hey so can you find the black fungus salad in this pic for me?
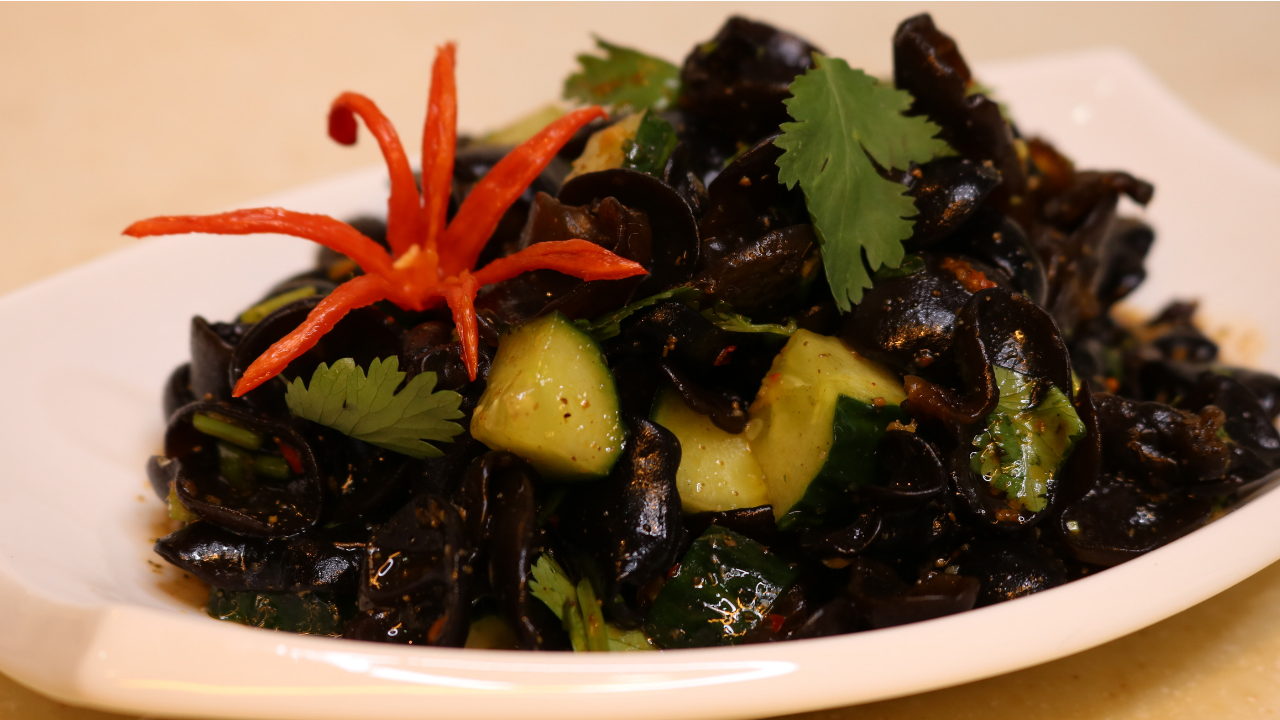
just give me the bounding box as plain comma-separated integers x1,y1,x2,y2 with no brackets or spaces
137,15,1280,650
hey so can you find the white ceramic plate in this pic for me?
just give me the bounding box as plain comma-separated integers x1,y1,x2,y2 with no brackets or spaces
2,49,1279,720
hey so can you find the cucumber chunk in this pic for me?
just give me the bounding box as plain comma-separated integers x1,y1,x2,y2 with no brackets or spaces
644,525,798,649
471,312,626,481
650,388,770,513
748,330,907,529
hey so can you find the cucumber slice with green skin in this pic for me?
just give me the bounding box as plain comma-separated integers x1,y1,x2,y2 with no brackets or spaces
748,330,907,529
471,312,626,481
207,588,349,636
650,388,770,513
644,525,798,649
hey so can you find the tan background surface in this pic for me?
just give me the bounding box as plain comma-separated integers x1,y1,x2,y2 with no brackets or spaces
1,2,1278,718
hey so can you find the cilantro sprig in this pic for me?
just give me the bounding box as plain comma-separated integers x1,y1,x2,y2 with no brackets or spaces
563,37,680,114
284,357,464,459
528,554,653,652
775,54,951,311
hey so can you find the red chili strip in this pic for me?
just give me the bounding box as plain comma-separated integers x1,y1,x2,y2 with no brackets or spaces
279,444,303,475
441,106,606,274
329,92,421,257
232,274,390,397
471,239,647,286
420,43,457,254
442,272,482,381
124,208,396,279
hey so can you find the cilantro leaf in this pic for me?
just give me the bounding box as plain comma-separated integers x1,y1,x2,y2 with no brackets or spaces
284,357,464,459
775,54,951,311
701,302,797,336
564,37,680,113
527,554,655,652
971,367,1087,512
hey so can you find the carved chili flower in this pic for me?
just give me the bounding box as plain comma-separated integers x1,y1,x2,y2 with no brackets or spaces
126,44,645,397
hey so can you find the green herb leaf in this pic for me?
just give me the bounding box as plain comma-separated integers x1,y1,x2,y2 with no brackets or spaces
564,36,680,113
775,54,951,311
284,357,464,459
574,286,703,341
621,111,677,177
701,302,797,336
527,554,655,652
971,367,1087,512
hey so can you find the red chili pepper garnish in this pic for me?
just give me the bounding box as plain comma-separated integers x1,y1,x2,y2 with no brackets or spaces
126,44,646,395
769,613,786,633
713,345,738,367
278,444,303,475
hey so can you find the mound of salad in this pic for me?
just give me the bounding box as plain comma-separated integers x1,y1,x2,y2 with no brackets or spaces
137,14,1280,650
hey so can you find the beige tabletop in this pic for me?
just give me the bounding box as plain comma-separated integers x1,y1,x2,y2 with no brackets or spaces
2,3,1279,719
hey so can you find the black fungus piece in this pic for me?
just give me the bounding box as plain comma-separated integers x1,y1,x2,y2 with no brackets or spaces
1224,368,1280,421
867,496,962,568
865,430,950,507
969,287,1074,396
941,208,1048,307
1184,373,1280,470
559,168,700,295
163,363,194,422
934,289,1096,529
898,291,999,426
903,158,1002,249
146,454,178,501
679,16,821,144
480,455,569,650
846,558,980,628
555,418,684,625
697,137,809,267
682,505,779,548
658,360,748,434
611,301,736,375
1140,300,1219,365
798,512,882,560
841,253,996,381
410,433,489,499
893,14,1026,209
454,451,578,650
229,296,402,417
164,401,323,537
481,192,652,326
400,320,493,415
662,142,710,217
155,522,363,593
693,225,820,314
1059,473,1213,567
1034,173,1155,337
1093,392,1232,490
952,537,1068,606
307,428,414,525
190,316,238,403
1041,171,1154,230
345,495,471,647
457,145,568,269
1095,218,1155,308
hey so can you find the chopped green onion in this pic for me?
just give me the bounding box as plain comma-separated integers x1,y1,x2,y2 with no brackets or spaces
252,455,292,480
193,413,261,450
217,442,251,491
239,286,317,324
